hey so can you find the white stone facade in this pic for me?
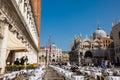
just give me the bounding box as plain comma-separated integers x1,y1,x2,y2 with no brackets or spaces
38,45,62,65
50,43,62,63
0,0,39,73
39,47,47,65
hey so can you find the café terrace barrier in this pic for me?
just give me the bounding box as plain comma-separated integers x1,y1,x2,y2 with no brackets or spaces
50,65,84,80
50,65,120,80
1,65,46,80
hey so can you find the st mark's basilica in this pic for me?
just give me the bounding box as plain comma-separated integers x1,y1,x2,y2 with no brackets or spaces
69,25,114,66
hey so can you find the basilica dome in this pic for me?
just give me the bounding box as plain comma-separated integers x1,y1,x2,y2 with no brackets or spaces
93,27,107,38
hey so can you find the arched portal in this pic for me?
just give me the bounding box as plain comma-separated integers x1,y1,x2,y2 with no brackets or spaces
52,59,55,62
84,51,93,65
84,51,93,58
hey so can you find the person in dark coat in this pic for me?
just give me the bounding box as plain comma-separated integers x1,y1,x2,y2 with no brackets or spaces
20,56,25,65
25,56,28,62
14,58,20,65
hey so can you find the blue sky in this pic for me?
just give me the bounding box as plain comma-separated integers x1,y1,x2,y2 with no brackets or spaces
41,0,120,51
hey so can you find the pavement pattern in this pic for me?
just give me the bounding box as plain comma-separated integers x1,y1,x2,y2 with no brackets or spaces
42,66,65,80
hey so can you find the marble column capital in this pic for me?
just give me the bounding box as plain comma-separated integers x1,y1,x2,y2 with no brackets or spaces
22,38,27,43
4,22,9,27
9,26,17,33
0,12,10,27
17,32,23,39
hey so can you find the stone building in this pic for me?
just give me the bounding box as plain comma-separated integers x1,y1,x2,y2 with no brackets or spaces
111,22,120,66
61,51,69,63
39,47,47,65
0,0,40,73
50,43,62,64
39,43,62,65
69,25,114,66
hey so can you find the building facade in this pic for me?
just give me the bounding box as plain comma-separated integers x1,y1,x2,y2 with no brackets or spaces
70,25,114,66
112,22,120,66
39,47,47,65
39,43,63,65
0,0,40,73
33,0,41,49
50,43,62,64
61,51,69,63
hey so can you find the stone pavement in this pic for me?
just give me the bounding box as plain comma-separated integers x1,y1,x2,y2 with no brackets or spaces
42,66,65,80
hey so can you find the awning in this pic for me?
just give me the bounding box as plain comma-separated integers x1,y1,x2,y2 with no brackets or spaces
93,49,105,57
7,31,28,52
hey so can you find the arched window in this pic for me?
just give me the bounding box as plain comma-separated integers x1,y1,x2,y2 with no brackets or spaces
53,55,55,57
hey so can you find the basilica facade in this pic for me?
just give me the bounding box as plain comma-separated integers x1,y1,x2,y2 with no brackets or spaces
0,0,40,73
69,25,114,66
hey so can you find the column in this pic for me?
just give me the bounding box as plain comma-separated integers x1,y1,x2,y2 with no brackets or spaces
0,21,9,74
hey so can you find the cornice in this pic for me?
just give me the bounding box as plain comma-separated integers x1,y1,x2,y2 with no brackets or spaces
0,0,38,52
30,0,39,36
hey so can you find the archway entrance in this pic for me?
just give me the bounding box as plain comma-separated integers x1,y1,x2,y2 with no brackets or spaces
84,51,93,65
84,51,93,58
52,59,56,65
52,59,55,62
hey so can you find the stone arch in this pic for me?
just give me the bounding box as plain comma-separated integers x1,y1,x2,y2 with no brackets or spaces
95,42,99,45
84,51,93,58
52,59,55,62
84,51,93,65
83,40,91,49
83,41,91,45
93,41,101,49
94,41,99,45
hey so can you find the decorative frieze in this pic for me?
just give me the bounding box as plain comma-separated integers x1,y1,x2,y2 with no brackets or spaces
24,0,29,4
22,38,27,43
17,32,23,40
9,26,17,33
0,0,38,51
0,12,6,39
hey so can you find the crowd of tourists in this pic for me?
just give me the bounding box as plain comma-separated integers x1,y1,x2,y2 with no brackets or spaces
101,59,115,69
57,59,116,73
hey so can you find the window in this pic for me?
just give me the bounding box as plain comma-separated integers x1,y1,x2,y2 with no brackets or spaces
53,55,55,57
41,55,44,57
